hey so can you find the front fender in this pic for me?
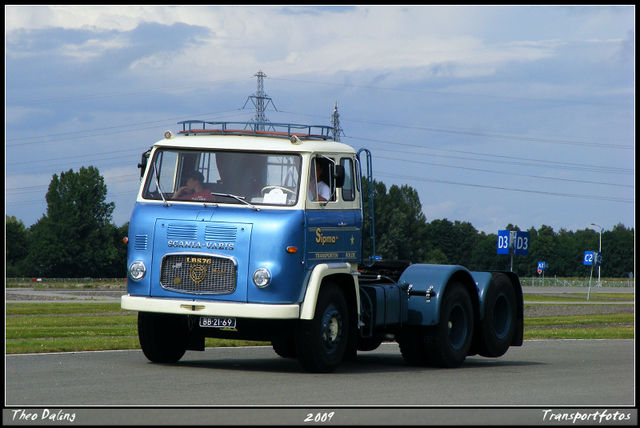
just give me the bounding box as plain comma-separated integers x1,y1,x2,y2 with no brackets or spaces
299,262,357,320
398,264,478,326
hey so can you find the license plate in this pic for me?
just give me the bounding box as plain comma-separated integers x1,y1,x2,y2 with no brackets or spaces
199,316,236,328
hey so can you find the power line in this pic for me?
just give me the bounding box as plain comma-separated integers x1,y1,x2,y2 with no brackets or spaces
269,76,632,108
6,77,251,108
376,172,634,204
347,136,633,175
277,108,632,151
345,118,632,150
375,154,633,189
6,110,249,146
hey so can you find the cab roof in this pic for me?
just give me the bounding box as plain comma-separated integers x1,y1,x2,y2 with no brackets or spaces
154,121,356,155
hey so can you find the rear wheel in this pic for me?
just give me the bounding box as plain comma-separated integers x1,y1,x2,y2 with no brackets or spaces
138,312,190,363
397,326,429,366
476,273,517,358
357,332,384,351
398,282,474,368
423,282,474,368
295,284,349,373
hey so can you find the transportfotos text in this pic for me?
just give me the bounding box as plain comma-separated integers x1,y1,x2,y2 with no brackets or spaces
542,409,632,424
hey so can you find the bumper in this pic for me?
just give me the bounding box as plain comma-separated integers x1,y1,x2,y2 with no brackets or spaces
121,295,300,319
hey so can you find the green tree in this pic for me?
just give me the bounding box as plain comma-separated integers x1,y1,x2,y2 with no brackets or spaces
362,179,428,262
26,166,119,277
104,222,129,278
469,231,509,272
6,215,30,276
602,223,635,278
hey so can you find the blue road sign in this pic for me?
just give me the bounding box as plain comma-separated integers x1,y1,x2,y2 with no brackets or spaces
537,261,548,270
497,230,510,255
583,251,594,266
514,231,530,256
594,251,603,267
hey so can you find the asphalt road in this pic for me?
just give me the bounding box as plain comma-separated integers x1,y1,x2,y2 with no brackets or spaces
5,339,636,425
5,286,636,425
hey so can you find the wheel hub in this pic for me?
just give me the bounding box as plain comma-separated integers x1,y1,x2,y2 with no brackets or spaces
320,304,342,353
447,303,468,350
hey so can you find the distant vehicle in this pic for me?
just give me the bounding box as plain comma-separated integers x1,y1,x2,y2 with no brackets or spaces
122,120,523,373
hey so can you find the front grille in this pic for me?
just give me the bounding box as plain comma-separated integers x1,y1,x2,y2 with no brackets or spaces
160,254,237,294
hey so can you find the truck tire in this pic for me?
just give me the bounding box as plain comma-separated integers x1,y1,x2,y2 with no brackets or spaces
357,332,384,351
138,312,190,363
423,281,474,368
271,336,297,358
476,273,517,358
397,282,473,368
397,326,429,366
295,283,349,373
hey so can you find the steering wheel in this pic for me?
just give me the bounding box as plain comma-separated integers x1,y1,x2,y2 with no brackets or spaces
261,186,297,196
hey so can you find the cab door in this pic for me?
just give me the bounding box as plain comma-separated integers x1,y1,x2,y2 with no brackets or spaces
304,154,360,268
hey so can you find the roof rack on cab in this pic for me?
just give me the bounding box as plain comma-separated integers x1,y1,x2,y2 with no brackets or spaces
178,121,336,141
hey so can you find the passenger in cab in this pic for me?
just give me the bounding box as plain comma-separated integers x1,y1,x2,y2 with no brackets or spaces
309,159,330,201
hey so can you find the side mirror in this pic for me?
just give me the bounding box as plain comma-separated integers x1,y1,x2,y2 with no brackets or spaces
334,164,345,188
137,149,151,178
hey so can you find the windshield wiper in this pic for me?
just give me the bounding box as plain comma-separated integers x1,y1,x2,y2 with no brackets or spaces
211,193,260,211
153,162,171,207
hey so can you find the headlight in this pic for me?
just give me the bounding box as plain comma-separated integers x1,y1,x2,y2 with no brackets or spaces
129,261,146,281
252,268,271,288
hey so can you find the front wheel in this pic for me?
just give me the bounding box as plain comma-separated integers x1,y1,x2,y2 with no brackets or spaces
271,336,297,359
138,312,190,363
295,284,349,373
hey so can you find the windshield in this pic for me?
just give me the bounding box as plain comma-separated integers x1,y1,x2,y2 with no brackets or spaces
142,149,302,206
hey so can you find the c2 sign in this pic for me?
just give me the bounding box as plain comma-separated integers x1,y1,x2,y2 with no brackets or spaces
583,251,594,266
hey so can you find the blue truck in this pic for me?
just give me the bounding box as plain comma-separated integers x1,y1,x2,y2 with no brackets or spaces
121,120,523,373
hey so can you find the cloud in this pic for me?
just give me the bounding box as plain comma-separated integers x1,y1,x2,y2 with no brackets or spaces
5,5,634,234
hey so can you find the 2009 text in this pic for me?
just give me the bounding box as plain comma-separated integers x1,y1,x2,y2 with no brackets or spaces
304,412,335,423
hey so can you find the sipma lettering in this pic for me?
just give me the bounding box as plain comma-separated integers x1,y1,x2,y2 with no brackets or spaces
315,228,338,246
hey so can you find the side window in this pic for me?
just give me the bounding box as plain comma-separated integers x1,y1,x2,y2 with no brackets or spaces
341,158,355,201
309,157,335,202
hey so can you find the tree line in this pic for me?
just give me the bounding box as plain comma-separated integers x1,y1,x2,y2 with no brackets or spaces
362,179,634,279
5,169,634,279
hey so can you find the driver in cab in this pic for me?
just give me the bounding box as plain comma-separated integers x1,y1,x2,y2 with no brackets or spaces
173,170,216,202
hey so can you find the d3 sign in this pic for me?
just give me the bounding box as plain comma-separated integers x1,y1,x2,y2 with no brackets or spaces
514,231,529,256
497,230,510,254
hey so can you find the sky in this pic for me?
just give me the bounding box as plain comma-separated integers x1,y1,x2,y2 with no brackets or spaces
5,5,635,237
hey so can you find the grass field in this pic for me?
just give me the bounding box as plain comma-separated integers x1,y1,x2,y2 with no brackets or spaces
5,296,634,354
5,303,270,354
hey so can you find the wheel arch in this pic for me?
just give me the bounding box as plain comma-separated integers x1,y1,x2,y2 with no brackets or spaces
299,263,359,321
399,264,479,326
